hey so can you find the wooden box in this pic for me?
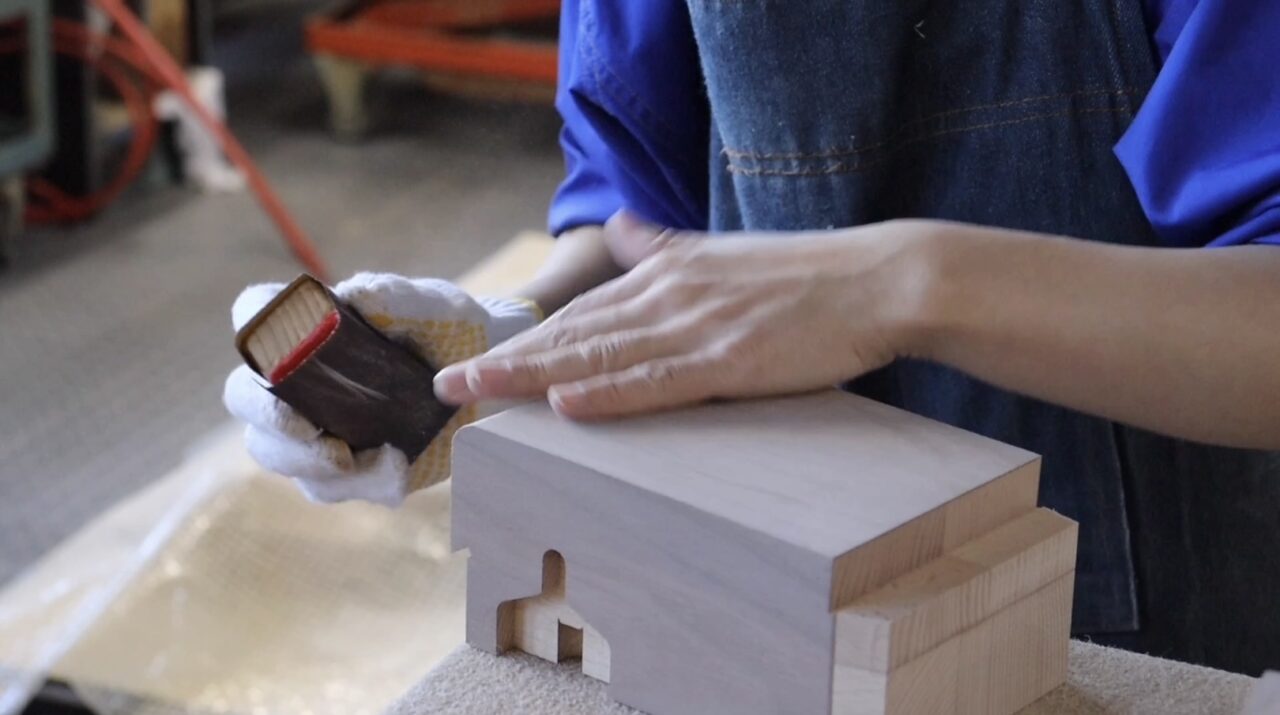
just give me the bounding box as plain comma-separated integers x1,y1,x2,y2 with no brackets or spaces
452,391,1076,715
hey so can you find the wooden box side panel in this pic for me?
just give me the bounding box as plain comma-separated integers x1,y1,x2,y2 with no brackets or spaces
836,508,1077,672
833,573,1073,715
830,459,1041,609
452,432,839,715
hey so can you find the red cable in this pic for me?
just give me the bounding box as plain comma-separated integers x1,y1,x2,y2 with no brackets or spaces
4,11,330,279
0,26,157,223
25,27,159,222
87,0,329,280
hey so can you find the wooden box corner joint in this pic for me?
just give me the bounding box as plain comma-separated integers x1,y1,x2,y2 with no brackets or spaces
451,391,1078,715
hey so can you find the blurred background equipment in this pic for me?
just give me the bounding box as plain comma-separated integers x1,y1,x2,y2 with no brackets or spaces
30,0,328,276
0,0,54,264
0,0,564,711
1,0,561,272
305,0,558,140
1,0,326,276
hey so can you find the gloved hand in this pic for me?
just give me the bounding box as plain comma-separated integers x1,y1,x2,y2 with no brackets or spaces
223,272,540,506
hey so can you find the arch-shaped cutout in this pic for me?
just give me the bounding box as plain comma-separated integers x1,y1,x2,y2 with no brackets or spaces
541,549,567,597
495,549,612,681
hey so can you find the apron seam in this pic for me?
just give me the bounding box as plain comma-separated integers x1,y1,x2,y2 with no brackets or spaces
722,87,1142,161
726,108,1130,177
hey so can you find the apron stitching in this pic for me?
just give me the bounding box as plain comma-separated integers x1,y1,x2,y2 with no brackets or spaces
1103,0,1137,116
722,87,1141,160
727,107,1129,176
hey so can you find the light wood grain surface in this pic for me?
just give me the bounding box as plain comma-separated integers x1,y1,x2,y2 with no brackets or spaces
833,574,1073,715
454,424,841,714
832,508,1076,714
836,508,1077,672
453,391,1048,714
472,392,1038,565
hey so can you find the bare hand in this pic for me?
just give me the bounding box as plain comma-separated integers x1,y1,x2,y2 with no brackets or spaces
432,212,937,419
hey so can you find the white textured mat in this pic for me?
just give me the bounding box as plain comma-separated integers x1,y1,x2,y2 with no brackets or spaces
386,641,1257,715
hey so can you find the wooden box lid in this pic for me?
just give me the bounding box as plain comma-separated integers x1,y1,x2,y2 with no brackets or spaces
458,390,1041,608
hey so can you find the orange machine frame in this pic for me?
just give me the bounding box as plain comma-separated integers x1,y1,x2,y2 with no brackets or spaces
306,0,559,88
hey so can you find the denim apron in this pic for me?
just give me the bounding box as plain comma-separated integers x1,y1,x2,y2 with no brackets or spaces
686,0,1280,674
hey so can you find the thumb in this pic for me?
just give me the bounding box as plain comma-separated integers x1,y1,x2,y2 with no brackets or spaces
604,210,689,269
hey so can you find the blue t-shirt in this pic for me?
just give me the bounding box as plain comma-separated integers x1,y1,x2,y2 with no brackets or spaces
549,0,1280,248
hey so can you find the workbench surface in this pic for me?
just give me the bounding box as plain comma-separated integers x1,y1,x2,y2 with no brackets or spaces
386,640,1255,715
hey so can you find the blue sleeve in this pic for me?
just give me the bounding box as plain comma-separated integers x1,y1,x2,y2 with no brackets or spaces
1116,0,1280,247
547,0,708,236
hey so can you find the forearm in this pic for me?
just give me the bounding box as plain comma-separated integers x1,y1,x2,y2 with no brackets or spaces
908,222,1280,449
511,225,622,315
437,216,1280,433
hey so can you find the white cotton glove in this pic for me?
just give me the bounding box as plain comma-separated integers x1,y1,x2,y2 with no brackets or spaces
222,272,541,506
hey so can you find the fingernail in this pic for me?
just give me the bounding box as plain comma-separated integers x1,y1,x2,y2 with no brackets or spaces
433,365,472,404
467,360,515,397
547,383,586,416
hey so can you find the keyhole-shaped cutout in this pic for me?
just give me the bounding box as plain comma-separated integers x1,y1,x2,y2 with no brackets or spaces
498,550,611,681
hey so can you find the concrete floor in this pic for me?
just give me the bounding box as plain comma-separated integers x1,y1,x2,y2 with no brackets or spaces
0,4,564,585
